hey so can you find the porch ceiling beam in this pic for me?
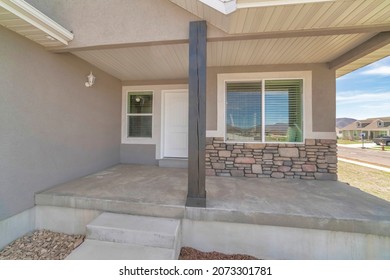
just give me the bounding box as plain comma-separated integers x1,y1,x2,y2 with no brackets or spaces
209,24,390,43
328,31,390,70
187,20,207,208
49,23,390,53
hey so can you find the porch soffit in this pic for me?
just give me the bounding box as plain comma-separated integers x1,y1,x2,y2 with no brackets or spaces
169,0,390,35
336,43,390,77
4,0,388,79
72,33,373,81
0,0,73,47
166,0,390,78
71,0,390,81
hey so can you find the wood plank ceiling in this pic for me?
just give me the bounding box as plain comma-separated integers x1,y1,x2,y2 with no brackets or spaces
169,0,390,34
3,0,385,81
163,0,390,79
73,33,373,81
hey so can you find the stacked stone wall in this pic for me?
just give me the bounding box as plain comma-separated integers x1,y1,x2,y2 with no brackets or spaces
205,138,337,180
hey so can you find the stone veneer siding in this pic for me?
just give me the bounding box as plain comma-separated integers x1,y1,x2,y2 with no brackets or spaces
205,138,337,180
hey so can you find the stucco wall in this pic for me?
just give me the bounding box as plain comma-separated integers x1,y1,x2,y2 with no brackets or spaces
206,64,336,133
122,65,336,134
25,0,226,50
0,26,122,220
120,64,335,164
120,145,157,165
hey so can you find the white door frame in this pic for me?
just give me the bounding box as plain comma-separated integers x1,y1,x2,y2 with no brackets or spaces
161,89,189,158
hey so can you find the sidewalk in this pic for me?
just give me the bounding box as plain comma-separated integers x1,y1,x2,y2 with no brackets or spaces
337,144,390,172
338,158,390,173
337,143,377,148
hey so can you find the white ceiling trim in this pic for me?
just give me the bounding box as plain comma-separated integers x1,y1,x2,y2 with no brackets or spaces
199,0,236,14
236,0,336,9
0,0,73,45
198,0,336,14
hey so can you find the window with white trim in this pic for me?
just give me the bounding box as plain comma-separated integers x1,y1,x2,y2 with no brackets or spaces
126,91,153,138
226,79,303,143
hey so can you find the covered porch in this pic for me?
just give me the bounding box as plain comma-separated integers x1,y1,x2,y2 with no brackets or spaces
35,164,390,259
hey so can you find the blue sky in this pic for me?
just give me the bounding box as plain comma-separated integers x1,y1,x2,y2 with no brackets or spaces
336,56,390,120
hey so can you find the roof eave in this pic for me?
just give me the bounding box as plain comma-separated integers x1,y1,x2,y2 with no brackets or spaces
0,0,73,46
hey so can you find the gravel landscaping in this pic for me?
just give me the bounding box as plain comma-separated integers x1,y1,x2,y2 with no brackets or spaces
0,230,84,260
0,230,257,260
179,247,258,260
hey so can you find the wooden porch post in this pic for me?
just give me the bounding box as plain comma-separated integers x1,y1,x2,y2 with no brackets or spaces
186,21,207,207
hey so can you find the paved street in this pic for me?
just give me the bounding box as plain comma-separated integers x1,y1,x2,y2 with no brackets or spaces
337,145,390,168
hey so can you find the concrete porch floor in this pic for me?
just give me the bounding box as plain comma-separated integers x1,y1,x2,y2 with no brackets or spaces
35,164,390,238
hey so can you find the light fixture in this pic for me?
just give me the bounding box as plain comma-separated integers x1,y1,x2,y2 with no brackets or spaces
85,71,96,87
135,96,144,105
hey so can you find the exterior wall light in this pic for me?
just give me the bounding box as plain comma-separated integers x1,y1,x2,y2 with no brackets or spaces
135,97,144,104
85,71,96,87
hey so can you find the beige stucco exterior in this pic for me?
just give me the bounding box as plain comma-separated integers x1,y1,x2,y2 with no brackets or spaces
0,0,390,258
120,64,335,135
0,26,122,220
206,64,335,133
25,0,227,50
2,0,388,239
1,0,338,221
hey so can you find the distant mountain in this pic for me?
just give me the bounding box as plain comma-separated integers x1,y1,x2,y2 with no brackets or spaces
336,118,356,129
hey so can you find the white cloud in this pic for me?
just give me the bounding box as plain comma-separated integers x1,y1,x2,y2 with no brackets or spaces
361,66,390,76
336,56,390,118
360,102,390,110
336,90,390,119
336,91,390,104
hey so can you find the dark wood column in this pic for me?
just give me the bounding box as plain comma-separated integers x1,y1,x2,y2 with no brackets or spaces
186,21,207,208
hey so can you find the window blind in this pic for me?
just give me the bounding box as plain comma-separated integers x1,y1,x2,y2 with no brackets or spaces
264,80,303,142
128,116,152,138
226,82,262,142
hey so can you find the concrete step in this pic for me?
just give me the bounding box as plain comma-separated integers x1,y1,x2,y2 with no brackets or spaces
158,158,188,168
86,213,181,250
66,239,175,260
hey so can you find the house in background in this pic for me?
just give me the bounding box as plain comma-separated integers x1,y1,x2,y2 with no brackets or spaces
336,117,356,138
341,117,390,140
2,0,390,259
336,127,343,138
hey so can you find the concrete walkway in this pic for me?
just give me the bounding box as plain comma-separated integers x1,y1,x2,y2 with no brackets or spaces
338,143,377,149
36,164,390,238
339,158,390,172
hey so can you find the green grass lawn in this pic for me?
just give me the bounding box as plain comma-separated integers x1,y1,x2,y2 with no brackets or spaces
338,161,390,202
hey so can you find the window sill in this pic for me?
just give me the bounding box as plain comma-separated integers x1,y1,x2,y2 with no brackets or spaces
121,137,155,145
225,140,305,145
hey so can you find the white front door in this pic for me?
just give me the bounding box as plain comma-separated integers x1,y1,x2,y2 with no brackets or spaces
163,90,188,158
